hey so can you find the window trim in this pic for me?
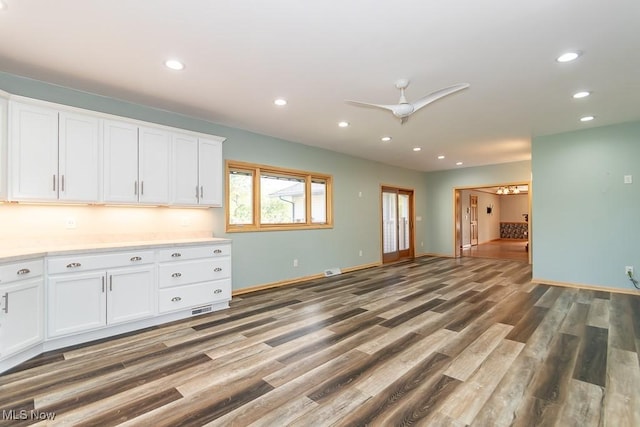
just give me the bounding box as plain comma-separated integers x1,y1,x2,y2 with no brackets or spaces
226,160,333,232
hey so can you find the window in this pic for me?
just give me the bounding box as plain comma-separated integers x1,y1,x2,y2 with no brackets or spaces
226,161,333,232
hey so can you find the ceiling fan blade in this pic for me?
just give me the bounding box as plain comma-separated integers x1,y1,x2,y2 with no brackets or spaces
411,83,470,112
345,100,398,112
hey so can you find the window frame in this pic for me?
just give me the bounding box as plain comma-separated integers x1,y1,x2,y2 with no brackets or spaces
226,160,333,232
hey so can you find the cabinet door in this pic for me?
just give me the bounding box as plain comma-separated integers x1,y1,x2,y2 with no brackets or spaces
107,265,155,325
48,271,107,337
103,120,138,203
9,102,59,201
59,112,101,202
198,138,223,206
0,277,43,359
139,127,171,204
172,133,199,205
0,97,7,200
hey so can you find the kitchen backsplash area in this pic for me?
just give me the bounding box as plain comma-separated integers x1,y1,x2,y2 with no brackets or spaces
0,203,215,253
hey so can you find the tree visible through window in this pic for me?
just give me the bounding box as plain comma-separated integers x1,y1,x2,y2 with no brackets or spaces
226,161,333,232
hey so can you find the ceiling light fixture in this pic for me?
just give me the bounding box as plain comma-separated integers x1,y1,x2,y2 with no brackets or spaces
573,91,590,99
556,51,581,63
413,147,421,152
0,0,7,11
164,59,185,70
338,121,350,128
580,115,595,122
381,136,392,142
437,155,445,160
274,98,287,106
496,186,521,195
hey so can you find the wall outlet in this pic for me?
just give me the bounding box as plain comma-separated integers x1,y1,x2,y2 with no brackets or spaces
65,217,77,229
625,266,634,276
293,259,298,267
359,250,363,257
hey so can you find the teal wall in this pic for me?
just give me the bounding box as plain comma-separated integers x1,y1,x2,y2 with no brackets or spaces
0,72,427,290
424,161,531,256
532,121,640,291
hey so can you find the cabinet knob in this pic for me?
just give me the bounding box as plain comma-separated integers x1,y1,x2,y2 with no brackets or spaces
16,268,31,275
214,267,222,272
66,263,81,269
130,256,142,262
213,249,223,254
214,289,222,294
171,296,182,302
171,272,182,278
171,252,182,258
2,292,8,313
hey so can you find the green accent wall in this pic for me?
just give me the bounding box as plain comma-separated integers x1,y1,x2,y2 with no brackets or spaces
532,121,640,290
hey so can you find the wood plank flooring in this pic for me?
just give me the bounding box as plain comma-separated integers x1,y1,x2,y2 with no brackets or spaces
461,239,529,262
1,256,639,426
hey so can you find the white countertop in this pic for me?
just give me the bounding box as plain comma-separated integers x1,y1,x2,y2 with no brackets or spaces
0,237,231,263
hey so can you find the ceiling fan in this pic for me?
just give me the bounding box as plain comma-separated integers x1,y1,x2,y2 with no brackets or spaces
346,79,469,124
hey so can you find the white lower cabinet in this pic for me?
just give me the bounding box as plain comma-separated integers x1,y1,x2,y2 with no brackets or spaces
0,259,44,360
157,244,232,313
47,251,155,338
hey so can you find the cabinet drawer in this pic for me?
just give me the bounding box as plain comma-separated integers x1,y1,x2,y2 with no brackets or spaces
158,258,230,288
157,244,231,262
0,259,43,284
158,279,231,313
47,250,155,274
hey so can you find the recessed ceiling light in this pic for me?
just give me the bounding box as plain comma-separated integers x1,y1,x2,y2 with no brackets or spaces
556,51,581,63
573,91,590,99
0,1,7,11
413,147,421,152
456,162,463,166
437,155,445,160
381,136,392,142
338,121,350,128
274,98,287,106
580,115,595,122
164,59,185,70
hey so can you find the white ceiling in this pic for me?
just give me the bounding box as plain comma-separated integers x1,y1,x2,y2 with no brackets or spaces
0,0,639,172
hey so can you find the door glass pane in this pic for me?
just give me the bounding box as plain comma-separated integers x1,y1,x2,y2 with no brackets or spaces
398,194,410,251
382,191,397,254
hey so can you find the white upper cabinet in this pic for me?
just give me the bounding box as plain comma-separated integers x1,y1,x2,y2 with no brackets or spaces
103,120,139,203
9,101,101,202
9,102,59,201
171,134,223,207
172,132,199,205
59,112,101,202
103,121,170,205
138,127,171,204
0,95,8,200
198,138,223,206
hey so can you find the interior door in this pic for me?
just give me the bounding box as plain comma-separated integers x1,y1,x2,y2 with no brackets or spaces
382,187,414,263
470,195,478,246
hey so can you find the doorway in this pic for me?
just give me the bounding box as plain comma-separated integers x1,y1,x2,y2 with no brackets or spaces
454,183,531,263
382,186,414,263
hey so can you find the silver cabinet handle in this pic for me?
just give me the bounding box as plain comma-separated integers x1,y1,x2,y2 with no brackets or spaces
213,249,223,254
53,174,56,191
66,262,82,269
2,292,8,313
196,185,199,199
214,267,222,272
17,268,31,275
130,256,142,262
171,272,182,278
171,252,182,258
61,175,65,192
109,275,113,292
171,296,182,302
214,289,222,294
102,276,105,293
141,181,144,195
134,181,138,195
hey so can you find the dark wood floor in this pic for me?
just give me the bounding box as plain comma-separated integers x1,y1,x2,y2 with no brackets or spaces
1,256,639,426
